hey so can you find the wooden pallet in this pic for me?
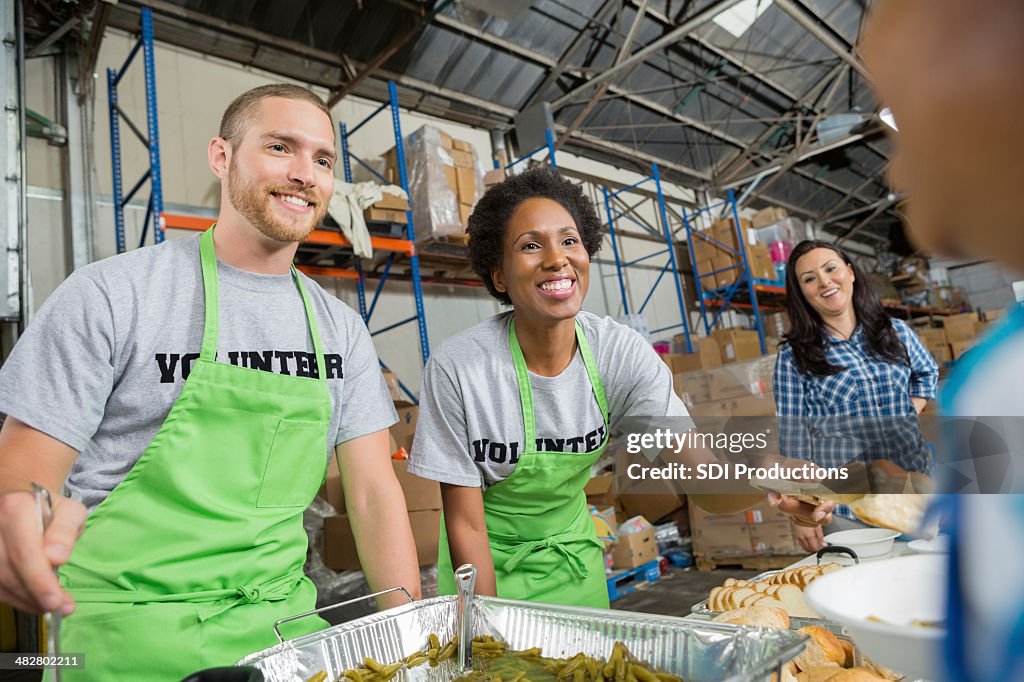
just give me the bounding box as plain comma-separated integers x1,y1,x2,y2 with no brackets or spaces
433,232,469,246
695,554,806,572
607,560,661,601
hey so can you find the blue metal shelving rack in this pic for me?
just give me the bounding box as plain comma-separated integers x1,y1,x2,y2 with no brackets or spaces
107,7,163,253
603,163,694,353
682,189,770,355
339,80,429,403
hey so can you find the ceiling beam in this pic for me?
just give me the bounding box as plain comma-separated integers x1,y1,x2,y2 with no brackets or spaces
773,0,871,82
549,0,746,110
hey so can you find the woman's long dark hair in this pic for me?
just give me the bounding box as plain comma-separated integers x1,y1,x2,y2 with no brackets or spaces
782,240,908,376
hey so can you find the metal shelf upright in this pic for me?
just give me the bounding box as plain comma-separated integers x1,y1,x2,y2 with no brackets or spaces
504,128,558,171
339,80,429,402
107,7,163,253
682,189,770,355
602,163,693,352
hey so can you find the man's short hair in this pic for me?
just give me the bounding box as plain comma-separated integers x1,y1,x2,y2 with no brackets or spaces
219,84,333,145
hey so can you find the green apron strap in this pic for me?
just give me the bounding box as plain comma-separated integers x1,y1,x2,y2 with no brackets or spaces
574,321,609,425
198,227,220,362
291,266,327,383
508,318,537,449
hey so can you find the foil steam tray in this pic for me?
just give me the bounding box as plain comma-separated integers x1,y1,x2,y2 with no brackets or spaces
238,595,807,682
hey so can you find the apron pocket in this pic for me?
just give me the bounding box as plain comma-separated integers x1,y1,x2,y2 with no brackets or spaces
61,602,202,681
257,418,327,508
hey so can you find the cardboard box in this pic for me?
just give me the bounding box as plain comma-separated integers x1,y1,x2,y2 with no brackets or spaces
409,509,442,566
458,202,474,226
618,492,685,524
950,340,975,360
452,139,473,152
927,342,952,365
751,206,789,228
391,405,419,452
749,520,800,555
691,520,751,558
393,459,442,511
590,506,618,549
940,313,981,344
450,149,474,168
669,336,721,368
455,166,476,203
444,165,458,192
323,509,441,570
712,254,739,289
762,312,789,340
584,475,617,508
439,130,454,150
748,244,776,280
915,327,947,348
611,526,657,569
483,168,506,187
371,193,410,212
711,217,755,250
323,514,361,570
318,457,345,512
364,207,408,225
688,400,731,418
727,393,776,416
674,370,711,404
382,369,402,402
694,258,718,291
710,328,762,364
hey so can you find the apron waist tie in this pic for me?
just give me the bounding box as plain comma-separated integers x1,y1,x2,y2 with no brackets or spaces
499,533,603,580
69,572,304,622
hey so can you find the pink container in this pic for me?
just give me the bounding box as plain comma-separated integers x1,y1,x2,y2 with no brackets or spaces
652,341,671,355
769,240,793,263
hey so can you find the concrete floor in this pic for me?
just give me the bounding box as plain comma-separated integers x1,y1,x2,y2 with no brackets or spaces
610,566,756,617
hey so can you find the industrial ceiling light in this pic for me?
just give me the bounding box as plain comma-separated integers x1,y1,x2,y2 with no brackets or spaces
712,0,775,38
879,106,899,131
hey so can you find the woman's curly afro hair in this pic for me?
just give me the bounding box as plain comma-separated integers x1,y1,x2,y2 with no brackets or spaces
467,165,603,306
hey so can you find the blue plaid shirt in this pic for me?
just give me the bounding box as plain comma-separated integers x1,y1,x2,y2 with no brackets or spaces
774,318,939,516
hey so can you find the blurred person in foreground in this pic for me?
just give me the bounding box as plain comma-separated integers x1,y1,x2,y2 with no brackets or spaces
862,2,1024,680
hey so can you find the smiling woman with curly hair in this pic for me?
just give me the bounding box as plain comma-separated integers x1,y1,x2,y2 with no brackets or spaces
408,165,831,608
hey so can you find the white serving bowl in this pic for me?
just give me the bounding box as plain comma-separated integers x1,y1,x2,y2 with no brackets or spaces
824,527,900,558
805,554,946,680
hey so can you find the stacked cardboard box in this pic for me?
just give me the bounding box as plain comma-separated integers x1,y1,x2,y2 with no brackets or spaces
363,192,411,225
660,337,721,375
321,400,442,570
689,498,802,567
382,125,483,241
676,354,776,417
710,327,762,364
751,206,789,229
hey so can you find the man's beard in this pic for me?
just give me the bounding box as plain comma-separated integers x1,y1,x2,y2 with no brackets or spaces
227,161,327,243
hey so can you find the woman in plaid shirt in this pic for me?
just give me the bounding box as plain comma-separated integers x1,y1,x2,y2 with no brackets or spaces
773,239,939,551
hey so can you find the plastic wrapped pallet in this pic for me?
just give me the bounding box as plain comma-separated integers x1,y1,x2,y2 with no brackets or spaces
383,124,484,241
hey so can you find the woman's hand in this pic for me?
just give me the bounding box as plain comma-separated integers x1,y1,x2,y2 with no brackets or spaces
793,523,827,553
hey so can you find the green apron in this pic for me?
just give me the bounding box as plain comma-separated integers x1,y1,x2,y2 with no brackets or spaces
56,227,332,681
437,318,610,609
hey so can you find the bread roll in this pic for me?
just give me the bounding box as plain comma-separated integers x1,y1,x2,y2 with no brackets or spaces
712,606,791,629
794,666,842,682
824,668,888,681
847,494,927,535
793,626,846,671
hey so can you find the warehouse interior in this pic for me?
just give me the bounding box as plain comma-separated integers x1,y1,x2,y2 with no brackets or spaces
1,0,1021,677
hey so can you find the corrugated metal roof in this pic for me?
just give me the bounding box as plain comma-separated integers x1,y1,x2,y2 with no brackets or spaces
106,0,895,242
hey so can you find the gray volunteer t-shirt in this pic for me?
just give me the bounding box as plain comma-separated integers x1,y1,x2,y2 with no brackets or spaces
0,234,397,511
408,311,689,488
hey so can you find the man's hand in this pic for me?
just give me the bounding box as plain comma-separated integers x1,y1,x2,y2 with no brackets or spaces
793,522,827,553
768,491,834,527
0,418,83,615
0,491,86,614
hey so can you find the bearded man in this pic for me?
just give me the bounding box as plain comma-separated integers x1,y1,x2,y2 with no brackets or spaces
0,84,421,681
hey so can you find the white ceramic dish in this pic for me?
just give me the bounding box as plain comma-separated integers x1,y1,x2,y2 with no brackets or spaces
804,554,946,681
824,527,900,559
907,535,950,554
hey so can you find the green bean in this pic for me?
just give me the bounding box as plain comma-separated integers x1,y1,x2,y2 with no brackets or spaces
306,673,327,682
343,669,363,682
363,658,384,673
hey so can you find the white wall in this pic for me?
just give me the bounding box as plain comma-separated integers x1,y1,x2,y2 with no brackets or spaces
22,30,705,394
